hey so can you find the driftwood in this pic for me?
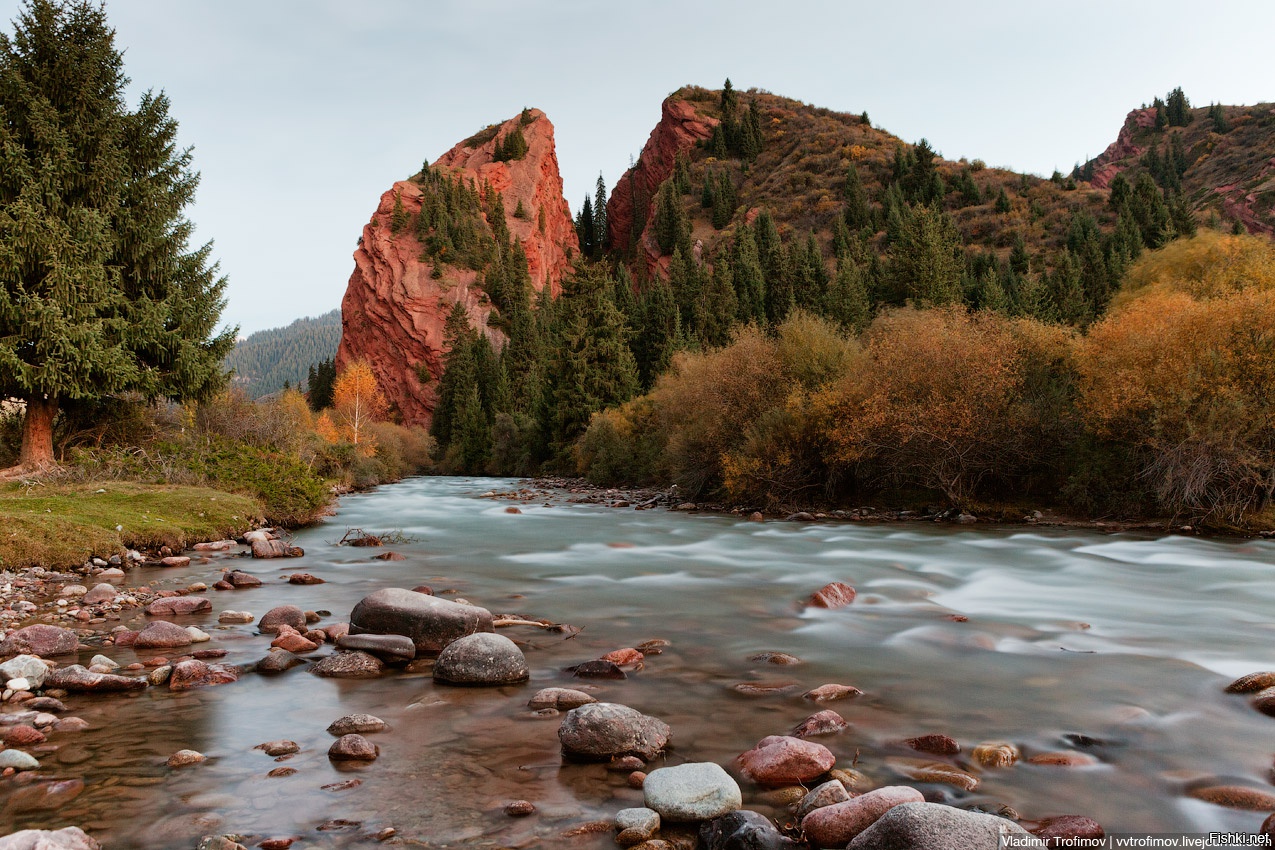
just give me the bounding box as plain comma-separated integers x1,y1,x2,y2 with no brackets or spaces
339,528,382,547
494,617,581,637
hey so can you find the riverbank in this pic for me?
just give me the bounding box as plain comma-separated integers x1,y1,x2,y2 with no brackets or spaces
0,481,263,570
507,477,1275,539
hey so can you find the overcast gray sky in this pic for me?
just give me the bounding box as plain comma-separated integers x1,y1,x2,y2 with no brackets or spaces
4,0,1273,336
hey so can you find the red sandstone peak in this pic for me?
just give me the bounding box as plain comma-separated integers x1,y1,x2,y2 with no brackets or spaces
607,96,718,279
336,109,578,428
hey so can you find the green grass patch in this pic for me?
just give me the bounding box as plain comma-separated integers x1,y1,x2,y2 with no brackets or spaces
0,481,262,569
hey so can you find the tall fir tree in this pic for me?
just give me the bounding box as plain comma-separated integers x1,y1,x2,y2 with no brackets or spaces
0,0,236,467
592,173,608,255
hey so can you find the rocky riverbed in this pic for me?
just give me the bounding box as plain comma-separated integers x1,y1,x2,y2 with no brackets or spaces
1,477,1275,848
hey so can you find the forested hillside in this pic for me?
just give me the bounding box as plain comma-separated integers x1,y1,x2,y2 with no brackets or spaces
413,83,1275,528
224,309,341,397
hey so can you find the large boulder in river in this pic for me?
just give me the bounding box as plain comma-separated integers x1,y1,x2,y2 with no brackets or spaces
558,702,670,761
848,802,1043,849
433,633,527,685
0,625,78,657
348,587,493,652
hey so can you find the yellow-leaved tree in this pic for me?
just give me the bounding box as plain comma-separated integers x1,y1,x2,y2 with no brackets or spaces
332,361,389,451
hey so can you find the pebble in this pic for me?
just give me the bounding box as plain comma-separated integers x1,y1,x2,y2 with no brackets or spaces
310,651,384,679
796,779,853,823
268,766,297,777
255,740,300,757
1030,815,1106,843
327,714,387,736
0,749,40,770
792,710,848,738
256,650,305,674
1027,751,1098,767
528,688,597,711
218,611,255,624
168,749,207,767
809,581,856,608
504,800,536,817
3,725,45,746
971,742,1020,768
902,734,960,755
1187,785,1275,810
328,734,378,761
1226,672,1275,693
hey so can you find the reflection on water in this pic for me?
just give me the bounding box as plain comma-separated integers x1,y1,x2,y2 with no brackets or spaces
4,476,1275,845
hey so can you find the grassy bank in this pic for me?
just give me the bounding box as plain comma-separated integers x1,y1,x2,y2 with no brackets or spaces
0,481,263,570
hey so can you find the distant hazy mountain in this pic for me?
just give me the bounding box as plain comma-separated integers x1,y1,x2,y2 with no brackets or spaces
224,309,341,398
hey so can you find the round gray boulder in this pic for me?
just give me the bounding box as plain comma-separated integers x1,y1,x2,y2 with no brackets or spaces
558,702,670,761
644,762,742,822
433,633,528,685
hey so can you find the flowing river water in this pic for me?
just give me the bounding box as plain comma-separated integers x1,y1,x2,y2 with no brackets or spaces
5,476,1275,847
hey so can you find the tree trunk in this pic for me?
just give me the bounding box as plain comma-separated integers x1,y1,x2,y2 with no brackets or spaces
18,396,57,470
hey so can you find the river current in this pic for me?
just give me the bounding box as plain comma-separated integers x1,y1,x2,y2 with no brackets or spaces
6,476,1275,846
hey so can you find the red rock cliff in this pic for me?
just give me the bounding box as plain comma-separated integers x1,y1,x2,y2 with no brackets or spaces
337,109,578,427
1086,107,1155,189
607,96,717,278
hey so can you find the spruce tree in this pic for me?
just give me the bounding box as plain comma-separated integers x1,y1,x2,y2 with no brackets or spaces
592,174,608,254
994,186,1012,214
886,204,963,307
653,180,689,254
699,259,737,348
0,0,236,467
1166,87,1192,127
575,196,595,257
543,264,639,463
731,224,766,324
826,257,870,332
843,164,871,230
634,277,679,389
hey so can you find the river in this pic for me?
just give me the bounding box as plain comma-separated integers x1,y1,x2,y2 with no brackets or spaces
5,476,1275,846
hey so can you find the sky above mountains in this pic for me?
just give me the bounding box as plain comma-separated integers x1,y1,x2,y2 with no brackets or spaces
3,0,1272,336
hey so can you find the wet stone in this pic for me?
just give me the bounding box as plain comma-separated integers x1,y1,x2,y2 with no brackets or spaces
567,660,627,680
348,587,494,652
168,660,238,691
848,802,1041,850
145,596,211,617
796,779,854,824
643,762,741,822
528,687,597,711
309,651,384,679
736,736,835,786
255,740,300,757
168,749,206,767
257,650,305,674
792,710,848,738
700,810,799,850
504,800,535,817
218,611,255,624
134,621,193,649
433,633,528,685
257,605,306,635
0,625,79,657
559,702,670,761
335,633,416,663
327,714,387,736
902,734,961,755
328,734,378,761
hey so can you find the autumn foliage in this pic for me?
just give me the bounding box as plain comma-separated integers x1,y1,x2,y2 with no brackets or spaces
330,360,389,450
576,232,1275,527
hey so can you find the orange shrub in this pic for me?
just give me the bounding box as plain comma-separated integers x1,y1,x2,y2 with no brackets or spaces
1076,288,1275,521
817,307,1074,504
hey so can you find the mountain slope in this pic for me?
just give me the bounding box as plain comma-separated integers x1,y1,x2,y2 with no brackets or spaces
1081,98,1275,236
224,309,341,397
